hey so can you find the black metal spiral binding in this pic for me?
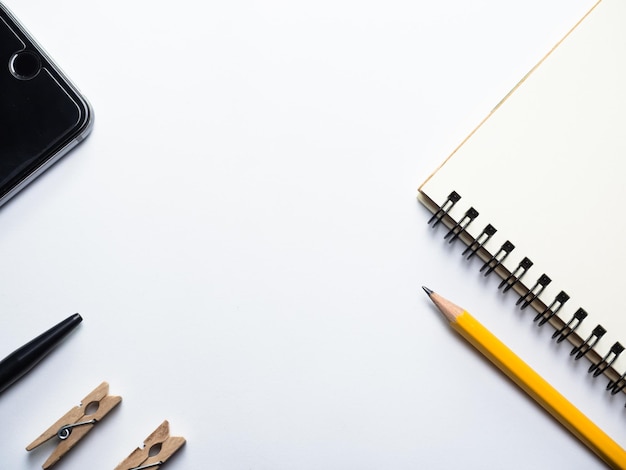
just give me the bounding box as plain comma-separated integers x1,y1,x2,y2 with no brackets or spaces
480,241,515,277
571,325,606,360
428,191,460,227
588,342,624,378
427,189,626,401
607,370,626,396
462,224,496,260
499,257,533,293
444,207,479,243
534,291,569,326
516,274,551,309
552,308,587,343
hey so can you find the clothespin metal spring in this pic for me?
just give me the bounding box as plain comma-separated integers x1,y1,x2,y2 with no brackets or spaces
57,419,97,440
129,462,164,470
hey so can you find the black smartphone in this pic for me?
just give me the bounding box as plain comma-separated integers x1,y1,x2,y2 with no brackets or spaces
0,3,92,208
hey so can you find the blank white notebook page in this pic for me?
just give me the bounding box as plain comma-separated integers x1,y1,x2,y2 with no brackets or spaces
419,0,626,372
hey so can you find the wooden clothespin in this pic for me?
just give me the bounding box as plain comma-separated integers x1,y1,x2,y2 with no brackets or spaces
26,381,122,469
115,420,186,470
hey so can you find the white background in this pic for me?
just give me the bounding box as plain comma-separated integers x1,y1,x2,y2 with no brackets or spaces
0,1,613,469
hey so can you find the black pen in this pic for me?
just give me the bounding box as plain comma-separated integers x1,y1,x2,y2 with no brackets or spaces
0,313,82,394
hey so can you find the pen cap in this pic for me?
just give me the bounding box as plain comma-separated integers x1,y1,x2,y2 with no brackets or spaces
0,313,82,393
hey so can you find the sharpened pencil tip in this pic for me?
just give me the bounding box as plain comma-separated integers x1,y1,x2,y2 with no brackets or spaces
422,286,433,296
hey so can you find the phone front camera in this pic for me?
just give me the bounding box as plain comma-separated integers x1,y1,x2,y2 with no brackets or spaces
9,50,42,80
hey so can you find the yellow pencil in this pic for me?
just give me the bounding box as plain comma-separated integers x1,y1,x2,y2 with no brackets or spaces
423,286,626,469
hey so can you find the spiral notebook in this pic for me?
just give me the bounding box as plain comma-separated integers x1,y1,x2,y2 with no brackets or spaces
419,0,626,397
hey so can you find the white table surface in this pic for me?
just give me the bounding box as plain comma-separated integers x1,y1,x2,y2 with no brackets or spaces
0,1,612,468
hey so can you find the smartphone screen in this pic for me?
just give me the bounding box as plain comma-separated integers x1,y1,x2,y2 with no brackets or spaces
0,5,92,206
